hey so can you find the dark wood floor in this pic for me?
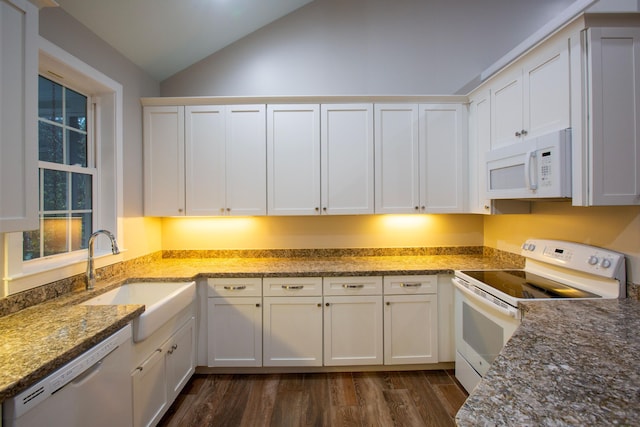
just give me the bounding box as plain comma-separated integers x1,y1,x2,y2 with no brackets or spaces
158,370,468,427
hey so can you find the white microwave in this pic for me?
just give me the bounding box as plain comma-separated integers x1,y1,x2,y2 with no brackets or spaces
485,128,571,199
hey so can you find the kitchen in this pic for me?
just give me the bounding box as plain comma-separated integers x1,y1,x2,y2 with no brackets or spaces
1,0,640,426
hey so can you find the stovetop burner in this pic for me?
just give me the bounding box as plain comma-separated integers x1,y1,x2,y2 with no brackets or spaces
459,270,601,299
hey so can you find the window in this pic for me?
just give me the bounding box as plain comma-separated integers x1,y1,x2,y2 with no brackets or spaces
23,77,95,261
2,37,123,296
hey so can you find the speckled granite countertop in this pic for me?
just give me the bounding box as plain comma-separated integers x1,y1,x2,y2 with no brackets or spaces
455,299,640,426
0,253,519,404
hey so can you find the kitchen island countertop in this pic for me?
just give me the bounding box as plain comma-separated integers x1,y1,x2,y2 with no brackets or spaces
455,298,640,426
0,252,517,403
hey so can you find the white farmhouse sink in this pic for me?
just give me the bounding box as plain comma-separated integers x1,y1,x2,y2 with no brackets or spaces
82,281,195,342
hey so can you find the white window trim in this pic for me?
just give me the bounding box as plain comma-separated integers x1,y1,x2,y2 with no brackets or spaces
2,37,124,296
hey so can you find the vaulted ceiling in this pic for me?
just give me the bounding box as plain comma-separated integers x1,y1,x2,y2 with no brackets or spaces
55,0,314,81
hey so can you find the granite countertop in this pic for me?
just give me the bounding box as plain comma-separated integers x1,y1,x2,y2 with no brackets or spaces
455,299,640,426
0,253,517,404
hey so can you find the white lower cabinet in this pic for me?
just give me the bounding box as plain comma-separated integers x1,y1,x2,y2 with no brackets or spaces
383,276,439,365
132,316,195,427
323,276,384,366
263,277,323,366
207,278,263,367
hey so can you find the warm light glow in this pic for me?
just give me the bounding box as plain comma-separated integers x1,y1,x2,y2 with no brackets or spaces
379,214,432,229
171,217,257,234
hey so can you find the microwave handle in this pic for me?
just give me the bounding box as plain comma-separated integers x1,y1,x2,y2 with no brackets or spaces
525,150,538,191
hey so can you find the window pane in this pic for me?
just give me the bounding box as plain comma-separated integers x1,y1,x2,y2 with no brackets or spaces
43,214,68,257
72,173,92,210
43,169,68,211
38,76,62,123
68,129,87,167
23,229,41,261
39,122,63,163
71,213,92,251
66,88,87,131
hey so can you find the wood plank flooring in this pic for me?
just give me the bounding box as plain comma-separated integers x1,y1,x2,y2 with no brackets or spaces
158,370,468,427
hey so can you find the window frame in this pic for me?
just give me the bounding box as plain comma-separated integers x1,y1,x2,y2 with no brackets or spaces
2,37,124,296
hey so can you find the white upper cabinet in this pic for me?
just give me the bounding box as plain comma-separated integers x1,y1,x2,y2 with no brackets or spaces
491,36,570,149
375,103,466,214
573,27,640,206
225,105,267,216
185,105,225,216
374,105,420,214
145,104,267,216
144,106,185,216
0,0,38,232
321,104,375,215
467,91,491,214
266,105,321,215
419,103,467,213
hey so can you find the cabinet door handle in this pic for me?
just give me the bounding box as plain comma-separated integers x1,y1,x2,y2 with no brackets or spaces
386,301,391,306
515,131,521,137
325,302,330,306
223,285,247,291
317,303,322,307
521,129,528,136
400,282,422,288
256,303,261,308
282,285,304,290
342,284,364,289
167,344,178,354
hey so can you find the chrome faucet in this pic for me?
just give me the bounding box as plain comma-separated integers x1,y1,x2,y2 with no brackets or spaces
86,229,120,290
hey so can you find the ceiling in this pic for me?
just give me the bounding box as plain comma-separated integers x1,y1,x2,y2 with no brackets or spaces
55,0,314,82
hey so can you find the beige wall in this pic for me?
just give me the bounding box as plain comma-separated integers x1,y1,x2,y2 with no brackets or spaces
161,214,484,250
484,202,640,284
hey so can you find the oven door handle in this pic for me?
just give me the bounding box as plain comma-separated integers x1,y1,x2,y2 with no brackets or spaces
452,277,519,318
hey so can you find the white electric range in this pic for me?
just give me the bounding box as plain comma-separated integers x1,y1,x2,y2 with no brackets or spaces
452,239,626,393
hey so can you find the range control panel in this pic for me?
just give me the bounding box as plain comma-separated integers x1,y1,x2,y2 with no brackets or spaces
521,239,625,279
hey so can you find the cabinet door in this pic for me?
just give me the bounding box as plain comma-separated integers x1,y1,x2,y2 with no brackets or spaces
225,105,267,216
143,106,185,216
323,295,383,366
0,0,38,232
263,296,323,366
420,103,466,213
384,294,438,365
374,104,420,214
165,317,195,402
207,297,262,367
321,104,374,215
523,38,570,140
587,27,640,205
267,104,321,215
185,105,226,216
468,90,492,214
491,72,523,148
132,346,167,427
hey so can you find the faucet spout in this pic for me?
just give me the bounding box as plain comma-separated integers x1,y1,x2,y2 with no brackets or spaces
86,229,120,290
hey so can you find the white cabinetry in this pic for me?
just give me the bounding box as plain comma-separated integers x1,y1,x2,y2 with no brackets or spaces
144,105,266,216
321,104,375,215
383,275,438,365
374,104,466,214
323,276,383,366
143,106,185,216
207,278,262,367
491,37,570,148
0,0,38,232
266,105,321,215
572,27,640,206
262,277,323,366
132,316,195,427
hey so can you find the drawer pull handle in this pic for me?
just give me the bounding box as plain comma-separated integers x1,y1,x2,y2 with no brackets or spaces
400,282,422,288
224,285,247,291
168,344,178,354
282,285,304,290
342,284,365,289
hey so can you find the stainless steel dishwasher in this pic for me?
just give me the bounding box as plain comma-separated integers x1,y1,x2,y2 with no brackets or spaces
3,324,133,427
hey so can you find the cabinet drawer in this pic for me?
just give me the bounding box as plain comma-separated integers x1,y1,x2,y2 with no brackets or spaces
323,276,382,296
263,277,322,296
207,277,262,297
383,275,437,295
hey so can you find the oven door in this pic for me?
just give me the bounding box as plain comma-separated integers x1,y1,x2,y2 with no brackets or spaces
453,278,520,392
